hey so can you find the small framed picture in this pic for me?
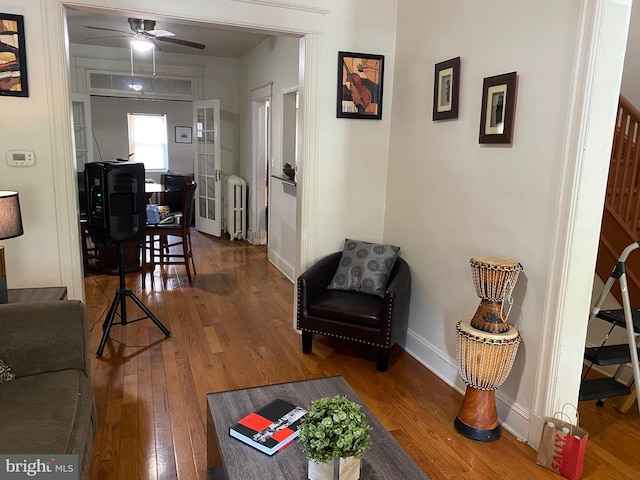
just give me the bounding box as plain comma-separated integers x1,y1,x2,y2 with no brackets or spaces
433,57,460,121
0,13,29,97
175,126,192,144
479,72,517,144
337,51,384,119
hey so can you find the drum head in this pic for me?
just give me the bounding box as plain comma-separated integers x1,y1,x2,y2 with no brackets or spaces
457,319,519,341
470,257,521,269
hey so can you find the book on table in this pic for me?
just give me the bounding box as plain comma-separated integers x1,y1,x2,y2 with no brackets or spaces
229,398,306,455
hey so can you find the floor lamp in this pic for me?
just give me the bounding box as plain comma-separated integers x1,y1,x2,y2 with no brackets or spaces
0,191,24,304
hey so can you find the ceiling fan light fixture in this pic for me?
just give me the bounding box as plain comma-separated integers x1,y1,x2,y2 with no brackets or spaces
131,38,154,53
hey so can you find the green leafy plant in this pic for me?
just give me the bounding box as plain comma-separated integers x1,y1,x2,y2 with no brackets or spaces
299,396,371,464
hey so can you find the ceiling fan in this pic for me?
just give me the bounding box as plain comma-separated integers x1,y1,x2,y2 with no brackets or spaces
84,18,206,50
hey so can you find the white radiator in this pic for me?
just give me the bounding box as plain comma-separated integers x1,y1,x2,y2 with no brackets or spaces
226,175,247,241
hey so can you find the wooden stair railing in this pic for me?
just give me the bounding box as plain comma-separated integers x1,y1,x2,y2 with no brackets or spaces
597,94,640,305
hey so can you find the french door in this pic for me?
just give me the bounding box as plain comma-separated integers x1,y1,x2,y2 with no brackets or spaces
193,99,222,237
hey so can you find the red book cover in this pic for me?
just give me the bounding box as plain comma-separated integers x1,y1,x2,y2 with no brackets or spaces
229,399,306,455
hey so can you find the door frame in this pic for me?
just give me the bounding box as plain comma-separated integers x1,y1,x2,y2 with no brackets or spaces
250,83,272,245
528,0,632,447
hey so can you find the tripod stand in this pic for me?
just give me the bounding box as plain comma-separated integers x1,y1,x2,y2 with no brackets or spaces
97,241,171,356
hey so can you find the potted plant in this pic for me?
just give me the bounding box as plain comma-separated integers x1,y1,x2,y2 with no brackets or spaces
299,395,372,480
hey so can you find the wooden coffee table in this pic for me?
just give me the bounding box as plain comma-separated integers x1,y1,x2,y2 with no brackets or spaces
206,376,428,479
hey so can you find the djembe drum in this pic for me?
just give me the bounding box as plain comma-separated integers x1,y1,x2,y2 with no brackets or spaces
455,257,523,441
470,257,522,334
454,320,521,441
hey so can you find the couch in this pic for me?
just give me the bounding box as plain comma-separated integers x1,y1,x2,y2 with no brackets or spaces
0,300,97,479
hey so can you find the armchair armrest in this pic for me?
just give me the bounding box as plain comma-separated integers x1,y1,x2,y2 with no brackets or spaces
382,257,412,344
297,252,342,312
0,301,90,379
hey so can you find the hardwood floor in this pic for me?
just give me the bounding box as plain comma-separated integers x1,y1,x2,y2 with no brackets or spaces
85,232,640,479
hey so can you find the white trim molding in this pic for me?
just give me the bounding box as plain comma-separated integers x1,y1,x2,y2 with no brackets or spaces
531,0,632,448
44,0,85,300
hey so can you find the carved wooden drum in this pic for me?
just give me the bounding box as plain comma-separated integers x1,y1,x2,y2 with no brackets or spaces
456,320,521,391
455,320,522,441
469,257,522,334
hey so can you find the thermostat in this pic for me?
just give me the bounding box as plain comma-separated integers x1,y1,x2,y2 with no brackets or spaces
6,150,35,166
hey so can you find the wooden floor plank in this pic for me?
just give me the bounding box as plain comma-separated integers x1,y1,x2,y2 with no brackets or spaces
86,232,638,479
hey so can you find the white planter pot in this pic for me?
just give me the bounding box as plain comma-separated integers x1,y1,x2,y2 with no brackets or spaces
307,456,361,480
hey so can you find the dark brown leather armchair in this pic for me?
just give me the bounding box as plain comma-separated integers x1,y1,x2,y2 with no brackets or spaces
296,252,411,371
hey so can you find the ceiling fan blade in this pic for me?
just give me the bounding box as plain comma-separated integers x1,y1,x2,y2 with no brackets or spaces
84,25,131,35
155,36,205,50
148,29,175,38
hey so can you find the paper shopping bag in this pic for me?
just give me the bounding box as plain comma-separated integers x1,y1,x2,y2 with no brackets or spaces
536,406,588,480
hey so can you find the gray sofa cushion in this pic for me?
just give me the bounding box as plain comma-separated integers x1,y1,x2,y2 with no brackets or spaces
0,369,95,457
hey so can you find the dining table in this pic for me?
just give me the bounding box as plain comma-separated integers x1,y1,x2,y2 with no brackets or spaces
145,181,181,204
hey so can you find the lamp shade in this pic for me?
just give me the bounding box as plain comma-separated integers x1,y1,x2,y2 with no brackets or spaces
0,191,24,240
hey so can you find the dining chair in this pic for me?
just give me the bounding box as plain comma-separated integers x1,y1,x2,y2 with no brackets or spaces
79,218,105,273
160,172,189,213
143,178,197,285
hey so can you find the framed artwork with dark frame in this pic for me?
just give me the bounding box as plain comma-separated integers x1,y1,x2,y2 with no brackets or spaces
175,126,192,144
479,71,517,144
432,57,460,120
337,51,384,119
0,13,29,97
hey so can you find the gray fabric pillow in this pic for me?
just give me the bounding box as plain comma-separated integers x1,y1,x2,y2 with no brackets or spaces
327,239,400,297
0,358,15,383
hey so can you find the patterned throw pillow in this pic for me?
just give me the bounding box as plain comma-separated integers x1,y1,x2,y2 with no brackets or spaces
327,239,400,298
0,358,15,383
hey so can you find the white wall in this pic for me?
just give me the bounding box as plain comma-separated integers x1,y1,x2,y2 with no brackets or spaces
621,2,640,107
385,0,627,444
0,2,67,290
310,4,397,255
89,96,194,176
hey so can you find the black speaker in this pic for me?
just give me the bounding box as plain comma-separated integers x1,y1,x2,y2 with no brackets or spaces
85,161,146,243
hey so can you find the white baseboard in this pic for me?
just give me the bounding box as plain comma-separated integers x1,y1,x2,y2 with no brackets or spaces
401,327,533,445
268,250,294,282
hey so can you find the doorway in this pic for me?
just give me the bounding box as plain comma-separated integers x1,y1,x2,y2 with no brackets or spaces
62,6,306,275
251,88,271,246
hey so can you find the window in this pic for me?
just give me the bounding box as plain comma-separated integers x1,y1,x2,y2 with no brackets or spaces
127,113,168,171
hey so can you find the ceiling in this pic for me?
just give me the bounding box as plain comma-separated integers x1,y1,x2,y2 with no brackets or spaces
65,8,273,58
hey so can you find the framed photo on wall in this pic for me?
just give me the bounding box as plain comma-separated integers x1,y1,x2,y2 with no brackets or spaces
0,13,29,97
432,57,460,120
479,72,517,144
337,51,384,119
175,126,192,144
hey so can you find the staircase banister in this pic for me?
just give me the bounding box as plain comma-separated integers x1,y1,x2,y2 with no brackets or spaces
619,94,640,122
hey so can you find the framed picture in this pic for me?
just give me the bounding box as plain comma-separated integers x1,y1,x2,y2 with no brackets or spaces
479,72,517,144
175,126,192,144
337,51,384,119
0,13,29,97
432,57,460,120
